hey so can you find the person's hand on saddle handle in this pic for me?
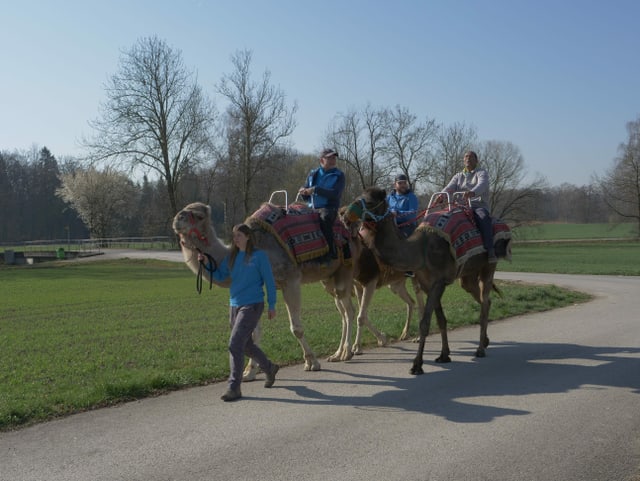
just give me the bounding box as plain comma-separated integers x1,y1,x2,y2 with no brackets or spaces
298,186,314,196
432,193,447,206
462,190,475,201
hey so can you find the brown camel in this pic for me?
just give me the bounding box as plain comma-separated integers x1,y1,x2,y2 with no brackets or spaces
347,220,425,354
343,187,511,375
173,202,356,375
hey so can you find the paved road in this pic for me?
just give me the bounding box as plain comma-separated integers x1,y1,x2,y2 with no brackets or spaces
71,248,186,263
2,255,639,481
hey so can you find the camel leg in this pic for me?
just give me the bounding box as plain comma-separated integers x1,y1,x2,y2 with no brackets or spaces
433,298,451,363
352,283,366,354
242,321,261,381
281,284,321,371
476,268,496,357
460,270,494,358
327,295,351,362
412,277,426,324
411,280,447,375
388,278,416,341
476,291,491,358
408,277,427,343
327,280,356,362
351,280,388,355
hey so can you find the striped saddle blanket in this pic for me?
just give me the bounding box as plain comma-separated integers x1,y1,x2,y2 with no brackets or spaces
420,207,511,267
251,203,350,264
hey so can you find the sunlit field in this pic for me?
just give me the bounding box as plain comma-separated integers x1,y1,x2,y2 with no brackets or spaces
0,256,595,430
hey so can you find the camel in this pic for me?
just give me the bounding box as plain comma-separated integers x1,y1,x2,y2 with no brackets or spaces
343,186,511,375
173,201,356,376
346,219,425,354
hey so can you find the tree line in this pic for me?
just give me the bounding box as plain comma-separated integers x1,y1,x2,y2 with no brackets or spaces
1,36,639,243
1,142,633,244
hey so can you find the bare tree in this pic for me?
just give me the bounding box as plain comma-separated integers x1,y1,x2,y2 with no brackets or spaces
217,49,297,218
325,104,389,199
596,116,640,235
381,105,439,193
84,36,217,216
478,140,548,222
428,122,478,192
57,167,137,239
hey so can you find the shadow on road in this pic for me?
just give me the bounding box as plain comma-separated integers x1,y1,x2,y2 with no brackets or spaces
250,341,640,423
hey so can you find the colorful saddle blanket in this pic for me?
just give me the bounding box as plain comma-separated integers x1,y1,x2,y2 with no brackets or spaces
420,207,511,267
251,203,350,264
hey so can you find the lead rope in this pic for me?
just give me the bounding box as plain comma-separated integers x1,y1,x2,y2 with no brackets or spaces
196,251,217,294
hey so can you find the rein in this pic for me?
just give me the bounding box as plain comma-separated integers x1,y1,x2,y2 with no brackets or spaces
196,250,217,294
179,212,217,294
395,208,428,230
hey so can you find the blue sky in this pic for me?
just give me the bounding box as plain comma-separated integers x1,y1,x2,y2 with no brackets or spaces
2,0,639,187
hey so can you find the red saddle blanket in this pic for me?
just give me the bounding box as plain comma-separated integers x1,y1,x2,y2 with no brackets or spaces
251,203,350,264
420,207,511,267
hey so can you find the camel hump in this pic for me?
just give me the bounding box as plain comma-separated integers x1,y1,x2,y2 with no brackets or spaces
250,203,352,264
422,208,511,267
250,203,325,263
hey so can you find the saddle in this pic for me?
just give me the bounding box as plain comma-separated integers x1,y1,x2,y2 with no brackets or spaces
251,203,351,264
419,206,511,267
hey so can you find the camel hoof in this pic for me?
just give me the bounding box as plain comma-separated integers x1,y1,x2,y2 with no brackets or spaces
242,366,259,382
435,355,451,363
328,350,353,362
410,365,424,375
304,360,321,371
377,334,388,347
475,349,486,358
351,345,364,356
399,331,409,341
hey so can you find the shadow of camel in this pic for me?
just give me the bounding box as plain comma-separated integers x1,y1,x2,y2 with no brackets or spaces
250,340,640,424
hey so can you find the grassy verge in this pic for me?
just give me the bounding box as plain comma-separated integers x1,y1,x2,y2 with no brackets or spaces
511,222,638,240
0,241,622,431
503,241,640,275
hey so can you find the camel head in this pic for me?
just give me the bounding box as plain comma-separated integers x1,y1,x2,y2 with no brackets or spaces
173,202,233,285
172,202,214,251
342,186,390,229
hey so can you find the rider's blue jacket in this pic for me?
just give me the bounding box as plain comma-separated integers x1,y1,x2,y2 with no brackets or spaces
387,188,419,237
301,167,345,211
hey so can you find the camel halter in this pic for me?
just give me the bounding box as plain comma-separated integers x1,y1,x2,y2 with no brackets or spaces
179,210,217,294
185,211,208,243
348,197,390,226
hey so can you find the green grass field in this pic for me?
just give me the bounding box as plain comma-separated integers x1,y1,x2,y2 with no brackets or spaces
512,222,638,240
1,237,638,430
0,258,585,431
504,241,640,275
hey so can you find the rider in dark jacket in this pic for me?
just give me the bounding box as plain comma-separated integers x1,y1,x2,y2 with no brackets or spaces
299,148,345,259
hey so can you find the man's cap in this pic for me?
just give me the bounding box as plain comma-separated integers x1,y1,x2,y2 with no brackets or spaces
320,148,338,158
395,174,409,182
